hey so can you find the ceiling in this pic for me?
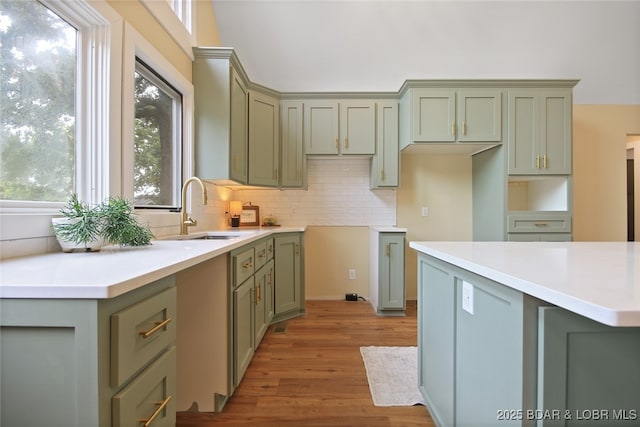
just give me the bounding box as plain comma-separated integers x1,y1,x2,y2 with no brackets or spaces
210,1,640,104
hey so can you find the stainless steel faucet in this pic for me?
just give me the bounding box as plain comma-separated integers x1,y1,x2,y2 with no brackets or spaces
180,177,208,235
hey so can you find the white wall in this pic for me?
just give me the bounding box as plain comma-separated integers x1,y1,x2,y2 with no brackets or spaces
211,0,640,104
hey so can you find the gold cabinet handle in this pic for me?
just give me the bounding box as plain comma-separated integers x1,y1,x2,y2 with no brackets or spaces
386,243,390,257
242,259,253,270
462,120,466,135
535,155,540,169
335,138,339,149
257,250,265,259
542,155,547,169
451,122,456,137
533,222,549,227
139,318,172,339
295,243,300,255
139,395,172,427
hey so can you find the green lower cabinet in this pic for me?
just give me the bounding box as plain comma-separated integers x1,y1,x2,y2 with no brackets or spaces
418,257,456,426
537,307,640,427
0,277,176,427
418,253,640,427
254,259,274,344
273,233,305,322
377,233,406,314
233,276,255,388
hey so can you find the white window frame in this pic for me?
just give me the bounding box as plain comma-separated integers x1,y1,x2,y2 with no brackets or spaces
139,0,194,60
133,59,183,208
0,0,122,242
122,23,194,210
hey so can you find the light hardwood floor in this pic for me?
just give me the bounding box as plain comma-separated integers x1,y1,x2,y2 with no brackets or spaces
176,299,435,427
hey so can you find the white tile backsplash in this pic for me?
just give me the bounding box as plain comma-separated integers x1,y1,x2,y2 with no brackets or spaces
233,158,397,226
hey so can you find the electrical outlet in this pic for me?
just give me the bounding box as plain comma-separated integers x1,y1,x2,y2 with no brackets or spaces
462,281,474,315
348,269,356,280
421,207,429,217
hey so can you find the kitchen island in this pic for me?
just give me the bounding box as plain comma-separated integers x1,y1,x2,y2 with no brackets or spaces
410,241,640,427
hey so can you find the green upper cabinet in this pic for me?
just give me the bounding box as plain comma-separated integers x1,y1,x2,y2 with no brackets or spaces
412,88,502,143
304,100,340,154
248,90,279,187
370,101,399,188
339,100,376,155
304,100,376,155
508,88,572,175
230,69,249,183
280,101,305,188
193,48,248,184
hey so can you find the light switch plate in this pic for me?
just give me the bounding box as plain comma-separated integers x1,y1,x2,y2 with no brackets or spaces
462,281,474,315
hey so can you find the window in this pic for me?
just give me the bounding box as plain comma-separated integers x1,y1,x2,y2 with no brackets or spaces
0,0,77,203
133,59,182,208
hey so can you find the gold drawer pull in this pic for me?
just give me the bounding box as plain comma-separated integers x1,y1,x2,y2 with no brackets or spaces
140,395,172,427
257,250,265,259
533,222,549,227
242,260,253,269
139,318,172,339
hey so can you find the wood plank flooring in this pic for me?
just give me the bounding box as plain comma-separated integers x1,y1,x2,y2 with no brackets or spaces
176,300,435,427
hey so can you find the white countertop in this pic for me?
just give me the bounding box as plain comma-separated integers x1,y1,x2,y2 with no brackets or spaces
0,227,304,299
410,241,640,327
369,226,408,233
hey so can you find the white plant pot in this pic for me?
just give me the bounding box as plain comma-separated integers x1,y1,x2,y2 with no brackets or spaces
51,217,106,253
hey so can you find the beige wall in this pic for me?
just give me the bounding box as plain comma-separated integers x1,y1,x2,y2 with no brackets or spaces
106,0,221,81
573,105,640,241
397,153,473,300
304,226,371,300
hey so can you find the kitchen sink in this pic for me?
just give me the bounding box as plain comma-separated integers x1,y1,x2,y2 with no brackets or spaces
161,230,259,241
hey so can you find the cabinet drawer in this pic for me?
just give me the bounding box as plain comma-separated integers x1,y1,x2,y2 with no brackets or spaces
507,214,571,233
112,346,176,427
254,240,267,270
233,247,255,287
111,287,176,387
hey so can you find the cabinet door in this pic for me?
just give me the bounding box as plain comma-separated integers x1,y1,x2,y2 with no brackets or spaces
417,255,455,427
304,101,339,154
371,101,399,188
233,277,254,386
539,90,572,174
230,69,248,183
274,234,302,315
280,101,305,187
537,307,640,425
412,88,456,142
457,89,502,142
339,100,376,155
248,91,279,186
264,260,274,327
508,89,539,174
379,233,405,310
254,267,268,345
508,89,572,175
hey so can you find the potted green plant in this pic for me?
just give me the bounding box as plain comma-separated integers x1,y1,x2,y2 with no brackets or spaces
52,194,154,252
51,194,106,252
